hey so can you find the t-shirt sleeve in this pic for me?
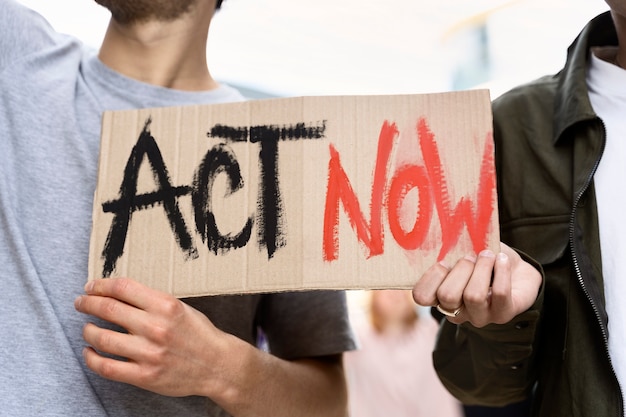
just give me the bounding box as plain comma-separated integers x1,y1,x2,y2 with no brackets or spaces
0,0,58,72
258,290,357,360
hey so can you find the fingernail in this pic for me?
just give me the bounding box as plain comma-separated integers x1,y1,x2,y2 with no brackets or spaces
74,296,83,310
438,260,450,270
464,254,477,263
84,281,94,292
479,249,495,258
497,252,508,262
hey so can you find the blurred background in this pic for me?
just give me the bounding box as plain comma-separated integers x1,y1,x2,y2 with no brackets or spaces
20,0,609,99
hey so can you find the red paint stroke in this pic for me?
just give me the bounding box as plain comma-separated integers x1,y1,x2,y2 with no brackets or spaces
323,121,399,260
417,118,495,260
323,117,495,262
387,164,433,250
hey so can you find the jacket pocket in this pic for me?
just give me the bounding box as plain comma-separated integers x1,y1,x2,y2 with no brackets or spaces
500,215,570,265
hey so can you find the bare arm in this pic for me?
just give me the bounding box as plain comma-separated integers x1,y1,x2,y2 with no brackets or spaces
74,278,348,417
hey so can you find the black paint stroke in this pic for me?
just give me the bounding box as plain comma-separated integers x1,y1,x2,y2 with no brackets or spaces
100,117,198,277
192,143,254,255
99,118,327,276
208,121,326,258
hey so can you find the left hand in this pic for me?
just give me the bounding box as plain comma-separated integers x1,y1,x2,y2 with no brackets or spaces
74,278,225,397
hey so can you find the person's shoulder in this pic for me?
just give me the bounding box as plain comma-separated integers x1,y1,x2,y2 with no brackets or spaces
1,0,54,35
493,74,558,112
0,0,63,67
491,73,560,131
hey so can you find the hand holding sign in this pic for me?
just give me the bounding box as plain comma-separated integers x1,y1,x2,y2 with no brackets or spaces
75,278,225,397
412,242,542,327
75,277,349,415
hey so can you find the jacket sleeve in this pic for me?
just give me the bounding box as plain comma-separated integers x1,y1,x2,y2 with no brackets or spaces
432,251,543,407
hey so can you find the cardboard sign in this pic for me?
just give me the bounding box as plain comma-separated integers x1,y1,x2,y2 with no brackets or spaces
88,90,499,297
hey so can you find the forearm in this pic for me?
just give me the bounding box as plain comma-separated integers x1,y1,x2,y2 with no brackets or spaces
206,333,347,417
75,278,348,415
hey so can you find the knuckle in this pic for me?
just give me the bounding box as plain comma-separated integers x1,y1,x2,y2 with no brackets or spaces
161,298,185,318
94,331,113,351
138,355,166,383
102,299,119,317
490,285,508,299
422,263,449,282
463,289,484,305
436,290,457,306
145,368,165,388
412,291,434,306
97,359,118,380
111,278,131,296
149,325,171,345
150,347,168,366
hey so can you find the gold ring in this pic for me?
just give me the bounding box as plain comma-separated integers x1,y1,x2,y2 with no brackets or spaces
436,303,464,317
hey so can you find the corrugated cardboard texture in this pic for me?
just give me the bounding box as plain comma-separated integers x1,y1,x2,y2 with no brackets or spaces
88,90,499,297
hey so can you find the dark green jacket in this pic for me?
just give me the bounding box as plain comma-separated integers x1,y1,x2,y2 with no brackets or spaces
434,12,624,417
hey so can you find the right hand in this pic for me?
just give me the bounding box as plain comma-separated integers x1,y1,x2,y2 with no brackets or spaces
412,242,541,327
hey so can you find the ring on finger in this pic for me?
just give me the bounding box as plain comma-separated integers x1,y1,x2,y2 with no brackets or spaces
436,303,464,318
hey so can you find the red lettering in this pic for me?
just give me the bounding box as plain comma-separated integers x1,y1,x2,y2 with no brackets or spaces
323,117,495,262
466,131,496,252
418,118,495,260
387,165,433,250
322,121,399,261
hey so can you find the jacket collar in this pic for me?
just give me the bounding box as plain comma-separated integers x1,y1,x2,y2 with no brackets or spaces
553,11,618,145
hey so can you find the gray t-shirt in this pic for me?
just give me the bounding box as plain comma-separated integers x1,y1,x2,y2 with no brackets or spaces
0,2,356,416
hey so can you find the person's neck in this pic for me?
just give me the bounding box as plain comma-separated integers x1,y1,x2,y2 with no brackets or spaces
612,10,626,70
98,12,218,91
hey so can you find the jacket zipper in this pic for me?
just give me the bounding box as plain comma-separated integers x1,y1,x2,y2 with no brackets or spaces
568,119,624,416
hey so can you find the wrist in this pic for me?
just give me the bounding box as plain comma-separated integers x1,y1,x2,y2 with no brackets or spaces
202,332,256,409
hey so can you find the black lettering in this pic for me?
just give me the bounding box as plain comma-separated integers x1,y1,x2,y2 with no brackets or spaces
192,143,253,254
100,118,197,277
208,121,326,259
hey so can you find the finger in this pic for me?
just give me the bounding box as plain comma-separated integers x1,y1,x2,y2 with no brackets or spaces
75,292,149,334
463,250,496,308
83,345,142,385
85,278,165,312
462,250,497,325
412,261,450,306
436,254,476,310
82,322,142,360
490,251,513,323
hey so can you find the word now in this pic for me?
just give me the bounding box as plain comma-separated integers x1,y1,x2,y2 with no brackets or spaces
324,118,495,262
98,117,494,277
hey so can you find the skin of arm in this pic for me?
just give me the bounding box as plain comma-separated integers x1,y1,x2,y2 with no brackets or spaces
74,278,348,417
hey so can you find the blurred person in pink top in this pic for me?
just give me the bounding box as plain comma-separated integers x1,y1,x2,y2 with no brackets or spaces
345,290,464,417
